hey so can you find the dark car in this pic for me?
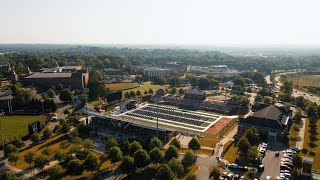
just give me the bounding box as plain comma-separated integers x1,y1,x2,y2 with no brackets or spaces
275,151,279,157
258,165,264,172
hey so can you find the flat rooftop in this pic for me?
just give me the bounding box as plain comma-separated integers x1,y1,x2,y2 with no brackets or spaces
25,73,72,79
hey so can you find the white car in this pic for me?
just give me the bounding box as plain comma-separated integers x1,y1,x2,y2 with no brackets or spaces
266,176,272,180
228,163,238,169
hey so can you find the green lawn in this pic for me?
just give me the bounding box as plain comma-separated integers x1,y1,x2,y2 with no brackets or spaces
106,82,139,91
0,115,45,143
122,81,167,98
303,119,320,170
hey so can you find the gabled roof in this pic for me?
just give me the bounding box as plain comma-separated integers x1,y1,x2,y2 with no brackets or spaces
240,104,289,131
186,87,204,96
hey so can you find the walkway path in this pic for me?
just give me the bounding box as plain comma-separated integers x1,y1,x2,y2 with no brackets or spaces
297,118,306,149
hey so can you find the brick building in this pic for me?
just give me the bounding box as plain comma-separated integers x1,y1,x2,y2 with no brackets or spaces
23,66,89,89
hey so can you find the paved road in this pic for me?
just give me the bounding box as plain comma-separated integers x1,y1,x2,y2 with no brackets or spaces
258,142,287,179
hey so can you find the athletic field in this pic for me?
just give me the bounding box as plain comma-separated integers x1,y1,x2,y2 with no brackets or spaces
0,115,45,143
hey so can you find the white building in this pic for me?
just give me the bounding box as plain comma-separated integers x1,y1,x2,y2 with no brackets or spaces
144,67,172,77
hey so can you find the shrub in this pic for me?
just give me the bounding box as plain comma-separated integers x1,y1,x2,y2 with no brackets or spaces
309,151,316,156
301,148,309,154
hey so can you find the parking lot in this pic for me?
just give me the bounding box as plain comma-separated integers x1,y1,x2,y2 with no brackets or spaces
259,148,282,179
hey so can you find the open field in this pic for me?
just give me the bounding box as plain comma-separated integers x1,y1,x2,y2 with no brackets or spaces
105,82,139,91
0,115,45,143
303,119,320,170
223,141,238,164
199,137,222,148
284,75,320,93
122,81,168,97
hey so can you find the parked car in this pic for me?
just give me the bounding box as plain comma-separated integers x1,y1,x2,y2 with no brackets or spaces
227,173,234,179
234,174,240,180
222,172,228,177
258,165,265,171
228,163,239,169
266,176,272,180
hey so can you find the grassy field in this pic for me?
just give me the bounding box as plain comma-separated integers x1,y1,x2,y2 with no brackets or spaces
0,115,45,143
122,81,168,98
105,82,139,91
285,75,320,92
223,142,238,164
199,137,222,148
303,119,320,170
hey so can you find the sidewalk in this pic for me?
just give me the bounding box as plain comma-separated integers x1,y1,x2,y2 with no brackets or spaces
296,118,306,149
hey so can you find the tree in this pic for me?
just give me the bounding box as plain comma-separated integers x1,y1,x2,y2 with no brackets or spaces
154,76,166,85
43,128,53,139
181,150,196,168
281,80,293,94
13,139,25,149
188,138,201,153
67,158,83,175
198,77,210,90
24,152,35,167
185,174,198,180
136,90,141,97
57,83,63,91
34,154,50,171
47,164,65,179
42,92,48,100
59,140,69,149
4,144,18,156
170,138,181,149
129,141,142,155
149,137,163,150
84,154,101,174
53,124,62,133
59,89,74,102
209,166,221,179
290,168,299,180
121,141,130,155
105,138,119,152
81,139,93,150
149,147,164,163
31,133,41,144
234,77,245,87
61,123,70,133
120,155,135,173
292,154,303,169
248,146,258,162
48,88,56,98
133,149,150,168
263,96,272,104
244,128,259,146
41,147,52,156
129,90,136,97
171,88,177,94
178,88,184,95
165,145,179,161
144,90,148,95
294,108,303,124
54,150,65,162
168,158,184,178
125,92,130,99
8,153,19,165
148,88,153,94
108,147,123,163
0,171,20,180
237,137,251,154
284,103,291,111
155,164,174,180
255,94,262,102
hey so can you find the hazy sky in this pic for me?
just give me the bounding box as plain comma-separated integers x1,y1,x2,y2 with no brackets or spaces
1,0,320,46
